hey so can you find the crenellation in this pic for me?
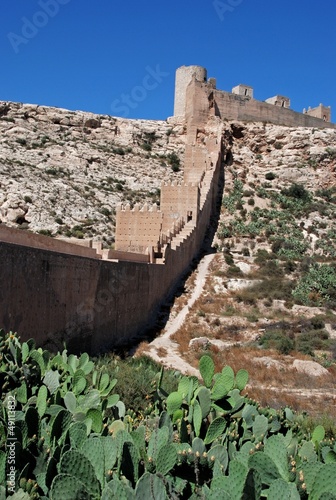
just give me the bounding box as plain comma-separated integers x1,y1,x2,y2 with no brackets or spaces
175,65,334,129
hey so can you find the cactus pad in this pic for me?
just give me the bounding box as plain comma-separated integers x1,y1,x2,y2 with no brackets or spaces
204,417,226,445
199,355,215,388
156,444,177,476
310,464,336,500
59,449,101,497
135,472,167,499
166,391,182,415
235,369,249,391
267,478,300,500
50,473,91,499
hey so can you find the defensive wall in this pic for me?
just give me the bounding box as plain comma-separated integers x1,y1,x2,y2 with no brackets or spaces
0,92,224,353
174,65,335,129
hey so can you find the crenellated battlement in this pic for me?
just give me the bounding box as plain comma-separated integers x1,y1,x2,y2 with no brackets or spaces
174,65,335,129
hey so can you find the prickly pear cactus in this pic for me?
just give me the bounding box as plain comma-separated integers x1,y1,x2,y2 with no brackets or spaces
199,355,215,388
135,472,167,500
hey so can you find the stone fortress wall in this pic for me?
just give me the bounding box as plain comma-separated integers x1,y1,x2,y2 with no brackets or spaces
174,65,335,129
0,71,224,353
0,65,334,353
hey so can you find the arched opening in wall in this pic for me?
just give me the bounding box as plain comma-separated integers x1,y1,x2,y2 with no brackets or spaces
323,115,327,121
187,211,193,222
244,89,248,96
281,101,285,107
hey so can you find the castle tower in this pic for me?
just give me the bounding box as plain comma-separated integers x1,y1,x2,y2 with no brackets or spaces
305,104,331,122
265,95,290,108
174,65,207,118
232,84,254,99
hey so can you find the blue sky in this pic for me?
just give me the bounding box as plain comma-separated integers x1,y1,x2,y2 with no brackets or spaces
1,0,335,120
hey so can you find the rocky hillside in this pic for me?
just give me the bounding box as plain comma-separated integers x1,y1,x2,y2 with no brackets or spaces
1,101,336,418
0,101,185,246
226,121,336,190
144,121,336,419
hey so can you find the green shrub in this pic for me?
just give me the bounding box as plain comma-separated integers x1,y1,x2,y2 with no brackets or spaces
292,263,336,306
38,229,52,237
281,183,311,202
141,142,152,152
274,141,283,149
45,168,58,176
167,152,180,172
265,172,276,181
16,137,27,145
100,207,111,217
259,330,294,354
113,147,125,155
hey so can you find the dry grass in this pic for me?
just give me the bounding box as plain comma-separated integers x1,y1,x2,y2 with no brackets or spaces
155,346,168,357
202,345,336,418
134,340,150,356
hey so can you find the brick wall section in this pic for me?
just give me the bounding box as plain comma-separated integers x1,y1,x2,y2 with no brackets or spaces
160,183,199,231
306,104,331,122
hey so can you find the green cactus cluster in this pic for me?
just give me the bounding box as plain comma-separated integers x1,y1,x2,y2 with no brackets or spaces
1,333,336,498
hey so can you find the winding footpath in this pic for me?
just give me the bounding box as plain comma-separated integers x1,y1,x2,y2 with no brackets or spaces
144,252,216,377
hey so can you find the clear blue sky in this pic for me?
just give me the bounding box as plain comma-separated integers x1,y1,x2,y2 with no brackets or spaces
1,0,335,120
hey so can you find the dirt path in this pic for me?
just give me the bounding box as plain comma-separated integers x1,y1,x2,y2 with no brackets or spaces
144,252,216,376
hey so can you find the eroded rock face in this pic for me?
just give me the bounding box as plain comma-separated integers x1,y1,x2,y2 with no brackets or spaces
225,121,336,192
0,101,186,243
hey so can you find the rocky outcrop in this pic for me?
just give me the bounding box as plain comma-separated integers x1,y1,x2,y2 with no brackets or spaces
1,103,335,248
0,101,186,245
